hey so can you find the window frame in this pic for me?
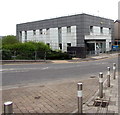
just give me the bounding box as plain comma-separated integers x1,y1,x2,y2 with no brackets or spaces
67,26,71,33
39,29,43,35
90,26,93,33
33,30,36,35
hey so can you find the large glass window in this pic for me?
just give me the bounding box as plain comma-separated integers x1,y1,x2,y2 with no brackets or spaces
46,28,49,35
58,27,62,43
33,30,36,35
19,31,22,37
100,27,103,34
39,29,42,34
46,43,50,46
25,31,27,42
90,26,93,33
59,43,62,50
67,26,71,33
109,28,111,34
67,43,71,47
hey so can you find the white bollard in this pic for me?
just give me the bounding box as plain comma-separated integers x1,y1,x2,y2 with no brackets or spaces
113,63,116,79
107,67,110,87
4,101,13,114
77,83,83,114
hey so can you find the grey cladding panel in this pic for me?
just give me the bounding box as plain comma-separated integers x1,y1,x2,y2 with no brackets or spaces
17,13,114,47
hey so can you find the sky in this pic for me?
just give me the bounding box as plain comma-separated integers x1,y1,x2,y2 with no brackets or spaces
0,0,120,36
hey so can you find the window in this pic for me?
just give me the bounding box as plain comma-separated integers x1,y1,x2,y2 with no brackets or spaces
100,27,103,34
67,26,71,33
19,31,22,37
19,31,22,41
59,43,62,50
58,27,62,43
109,28,111,34
67,43,71,47
25,31,27,41
46,28,49,34
46,28,49,31
46,43,50,46
33,30,36,35
58,27,62,32
40,29,42,34
90,26,93,33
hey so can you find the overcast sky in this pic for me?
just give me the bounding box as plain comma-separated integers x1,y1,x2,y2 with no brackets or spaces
0,0,120,36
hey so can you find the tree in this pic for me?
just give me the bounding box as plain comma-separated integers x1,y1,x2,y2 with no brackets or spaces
2,35,19,45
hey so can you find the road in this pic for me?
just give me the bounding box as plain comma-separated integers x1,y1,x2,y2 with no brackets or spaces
2,56,118,88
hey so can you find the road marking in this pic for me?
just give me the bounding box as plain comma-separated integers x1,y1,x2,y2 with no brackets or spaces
2,66,50,73
41,67,49,70
93,62,108,65
0,68,15,72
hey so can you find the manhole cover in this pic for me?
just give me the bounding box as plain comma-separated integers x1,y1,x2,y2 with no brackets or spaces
93,99,109,108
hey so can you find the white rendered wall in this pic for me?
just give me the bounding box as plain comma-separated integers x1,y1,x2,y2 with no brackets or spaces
27,30,35,42
21,31,25,42
106,38,112,51
21,26,77,52
50,28,59,50
62,26,77,51
90,26,110,36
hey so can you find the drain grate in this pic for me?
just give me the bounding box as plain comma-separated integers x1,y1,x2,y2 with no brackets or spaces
93,99,109,108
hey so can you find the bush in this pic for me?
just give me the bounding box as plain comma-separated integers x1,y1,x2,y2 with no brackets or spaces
2,41,71,60
46,51,71,60
2,35,19,45
2,49,12,60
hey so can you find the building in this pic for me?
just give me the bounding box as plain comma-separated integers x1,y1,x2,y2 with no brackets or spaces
114,1,120,46
118,1,120,20
114,20,120,45
16,13,114,57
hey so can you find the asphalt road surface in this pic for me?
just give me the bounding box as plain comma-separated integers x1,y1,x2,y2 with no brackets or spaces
2,56,118,88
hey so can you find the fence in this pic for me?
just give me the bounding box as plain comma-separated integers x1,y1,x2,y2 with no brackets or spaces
2,50,71,60
86,49,120,57
2,49,120,60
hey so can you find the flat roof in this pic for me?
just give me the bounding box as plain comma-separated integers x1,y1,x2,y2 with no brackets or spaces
17,13,114,25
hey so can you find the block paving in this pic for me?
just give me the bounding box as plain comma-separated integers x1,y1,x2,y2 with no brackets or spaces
2,78,99,114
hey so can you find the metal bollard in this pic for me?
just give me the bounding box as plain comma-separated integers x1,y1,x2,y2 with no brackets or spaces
99,72,103,98
4,101,13,114
77,83,83,114
113,63,116,79
107,67,110,87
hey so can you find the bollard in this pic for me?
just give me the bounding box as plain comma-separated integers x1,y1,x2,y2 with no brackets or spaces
4,101,13,114
77,83,83,114
113,63,116,79
107,67,110,87
99,72,103,98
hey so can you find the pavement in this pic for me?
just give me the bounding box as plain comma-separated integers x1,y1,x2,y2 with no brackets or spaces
51,53,118,64
1,53,119,114
81,72,118,114
2,53,118,65
2,78,99,114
